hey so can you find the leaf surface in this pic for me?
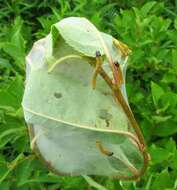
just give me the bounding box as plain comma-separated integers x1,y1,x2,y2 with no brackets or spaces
22,17,143,178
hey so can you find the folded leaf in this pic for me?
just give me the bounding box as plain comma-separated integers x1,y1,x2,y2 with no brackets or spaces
22,17,147,179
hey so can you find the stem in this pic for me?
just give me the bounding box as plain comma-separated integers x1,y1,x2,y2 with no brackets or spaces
92,51,102,89
88,20,119,85
97,66,149,179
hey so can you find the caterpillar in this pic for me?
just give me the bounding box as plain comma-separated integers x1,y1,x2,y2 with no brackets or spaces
114,61,124,86
96,140,113,156
92,51,102,89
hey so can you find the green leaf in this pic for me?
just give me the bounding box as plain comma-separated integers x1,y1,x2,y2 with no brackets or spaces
52,17,108,57
0,1,177,189
173,151,177,170
0,58,12,69
18,174,62,185
151,170,173,190
48,17,124,65
0,76,23,109
0,154,24,183
23,63,142,177
1,17,26,70
83,175,108,190
152,115,172,123
149,144,171,164
0,128,25,148
22,17,143,178
0,182,10,190
2,43,25,66
154,121,177,137
171,49,177,70
16,159,34,187
140,1,156,17
151,81,164,107
59,176,86,189
174,17,177,30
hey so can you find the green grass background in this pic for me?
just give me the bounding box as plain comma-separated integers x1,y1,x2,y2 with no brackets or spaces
0,0,177,189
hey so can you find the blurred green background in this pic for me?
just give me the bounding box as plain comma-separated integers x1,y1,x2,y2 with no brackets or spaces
0,0,177,189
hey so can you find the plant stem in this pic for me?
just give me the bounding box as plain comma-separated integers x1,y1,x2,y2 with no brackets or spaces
88,20,119,85
98,66,150,179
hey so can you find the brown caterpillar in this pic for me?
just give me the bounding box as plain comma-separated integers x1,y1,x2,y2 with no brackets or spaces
96,140,113,156
114,61,124,86
92,51,102,89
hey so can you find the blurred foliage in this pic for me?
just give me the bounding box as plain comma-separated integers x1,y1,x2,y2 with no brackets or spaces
0,0,176,189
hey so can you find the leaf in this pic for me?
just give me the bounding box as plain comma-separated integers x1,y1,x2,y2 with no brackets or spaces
16,174,62,185
0,126,26,148
23,67,128,131
2,43,25,66
140,1,156,17
16,159,34,187
151,81,164,107
48,17,124,65
174,17,177,30
11,29,25,55
151,170,173,190
52,17,109,57
0,128,26,148
0,154,24,183
23,63,142,177
1,17,26,69
0,76,23,109
0,58,12,69
149,144,171,164
59,176,87,189
0,182,10,190
22,17,143,178
83,175,108,190
173,151,177,170
154,121,177,137
1,1,177,189
160,92,177,110
171,49,177,70
152,115,172,123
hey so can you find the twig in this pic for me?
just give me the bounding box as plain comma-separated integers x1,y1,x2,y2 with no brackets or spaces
93,62,150,180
